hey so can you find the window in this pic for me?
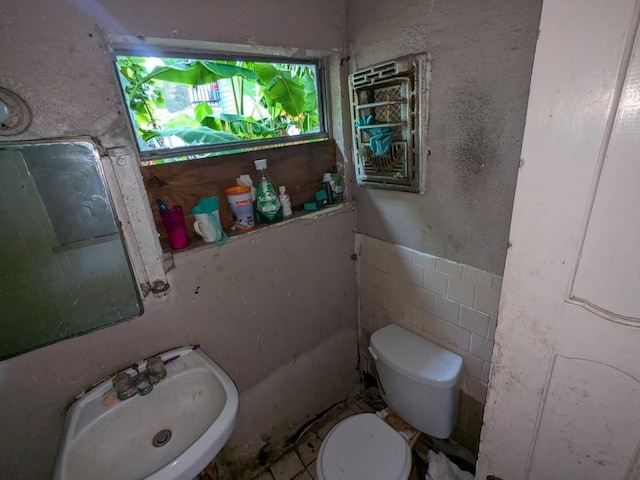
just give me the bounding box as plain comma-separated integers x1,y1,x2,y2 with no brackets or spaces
114,51,327,165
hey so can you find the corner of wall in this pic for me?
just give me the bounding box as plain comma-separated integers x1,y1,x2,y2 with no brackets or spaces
355,233,502,453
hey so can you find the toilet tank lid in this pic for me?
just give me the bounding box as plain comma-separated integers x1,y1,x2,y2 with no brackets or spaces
370,325,463,388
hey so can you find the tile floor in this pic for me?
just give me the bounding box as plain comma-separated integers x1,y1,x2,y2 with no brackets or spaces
249,399,374,480
242,388,476,480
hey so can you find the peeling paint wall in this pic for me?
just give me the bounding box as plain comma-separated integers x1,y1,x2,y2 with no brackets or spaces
0,210,359,478
346,0,542,274
0,1,356,478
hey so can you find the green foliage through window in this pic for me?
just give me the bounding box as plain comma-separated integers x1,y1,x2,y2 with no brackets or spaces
115,54,324,164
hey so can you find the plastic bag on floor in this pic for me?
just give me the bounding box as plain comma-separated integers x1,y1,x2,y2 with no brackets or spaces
425,450,474,480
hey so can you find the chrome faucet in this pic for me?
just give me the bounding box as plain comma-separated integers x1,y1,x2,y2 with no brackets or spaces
132,364,153,396
113,372,136,400
112,356,166,400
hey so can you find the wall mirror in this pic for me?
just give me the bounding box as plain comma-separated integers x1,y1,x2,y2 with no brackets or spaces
0,139,142,360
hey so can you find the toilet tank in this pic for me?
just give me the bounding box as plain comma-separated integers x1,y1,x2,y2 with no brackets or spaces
369,325,463,439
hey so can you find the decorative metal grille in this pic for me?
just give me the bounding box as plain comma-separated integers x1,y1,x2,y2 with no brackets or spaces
349,54,429,193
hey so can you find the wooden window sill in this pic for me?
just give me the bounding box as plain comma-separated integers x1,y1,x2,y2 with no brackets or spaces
171,201,354,261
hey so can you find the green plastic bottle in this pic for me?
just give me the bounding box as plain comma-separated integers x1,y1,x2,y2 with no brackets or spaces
254,159,283,224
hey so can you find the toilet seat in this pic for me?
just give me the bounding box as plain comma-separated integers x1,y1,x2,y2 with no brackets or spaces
316,413,412,480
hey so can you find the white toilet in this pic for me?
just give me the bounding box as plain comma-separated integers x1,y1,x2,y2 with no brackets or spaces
316,324,463,480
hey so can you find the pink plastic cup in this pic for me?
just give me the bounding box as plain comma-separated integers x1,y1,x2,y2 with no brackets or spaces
160,205,189,250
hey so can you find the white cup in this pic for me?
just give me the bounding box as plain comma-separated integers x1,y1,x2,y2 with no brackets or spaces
193,211,223,243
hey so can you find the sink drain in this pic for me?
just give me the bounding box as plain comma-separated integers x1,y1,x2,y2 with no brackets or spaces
152,429,172,447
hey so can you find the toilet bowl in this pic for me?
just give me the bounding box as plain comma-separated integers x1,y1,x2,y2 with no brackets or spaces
316,413,411,480
316,324,463,480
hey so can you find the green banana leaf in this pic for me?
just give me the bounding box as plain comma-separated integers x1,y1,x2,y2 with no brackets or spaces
198,113,275,138
194,102,274,138
120,55,321,148
263,76,307,117
252,63,308,117
301,73,318,112
219,113,276,138
303,112,319,132
194,102,213,122
135,61,259,91
134,111,151,128
252,63,292,84
163,113,201,129
199,115,224,132
144,127,239,145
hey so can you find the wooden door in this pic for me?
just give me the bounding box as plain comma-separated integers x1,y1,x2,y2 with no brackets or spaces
477,1,640,478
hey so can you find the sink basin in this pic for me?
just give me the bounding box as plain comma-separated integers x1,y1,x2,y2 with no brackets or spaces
53,346,238,480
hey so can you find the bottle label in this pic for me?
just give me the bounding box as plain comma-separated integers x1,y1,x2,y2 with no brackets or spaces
257,183,282,222
261,201,279,213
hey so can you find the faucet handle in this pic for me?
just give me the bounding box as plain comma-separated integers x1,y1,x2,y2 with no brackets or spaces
112,373,136,400
146,356,166,384
133,372,153,396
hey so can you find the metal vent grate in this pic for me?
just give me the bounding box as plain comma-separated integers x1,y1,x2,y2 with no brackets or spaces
351,61,399,87
349,53,429,193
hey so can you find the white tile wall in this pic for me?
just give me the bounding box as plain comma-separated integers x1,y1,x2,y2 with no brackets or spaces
356,234,502,406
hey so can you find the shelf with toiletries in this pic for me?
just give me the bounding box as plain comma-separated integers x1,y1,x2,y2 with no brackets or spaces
141,140,341,251
171,201,354,259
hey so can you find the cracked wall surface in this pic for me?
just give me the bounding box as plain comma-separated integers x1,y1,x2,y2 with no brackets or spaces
347,0,542,274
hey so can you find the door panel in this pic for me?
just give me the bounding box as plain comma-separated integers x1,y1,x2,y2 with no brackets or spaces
570,25,640,322
529,357,640,480
477,0,640,478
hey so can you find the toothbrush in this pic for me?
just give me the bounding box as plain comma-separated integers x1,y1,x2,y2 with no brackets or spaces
155,199,169,214
162,344,201,365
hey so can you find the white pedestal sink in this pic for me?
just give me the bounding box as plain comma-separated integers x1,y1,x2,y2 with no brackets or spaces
53,346,238,480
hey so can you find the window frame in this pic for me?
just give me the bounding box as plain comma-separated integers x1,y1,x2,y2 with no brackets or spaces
111,45,330,164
